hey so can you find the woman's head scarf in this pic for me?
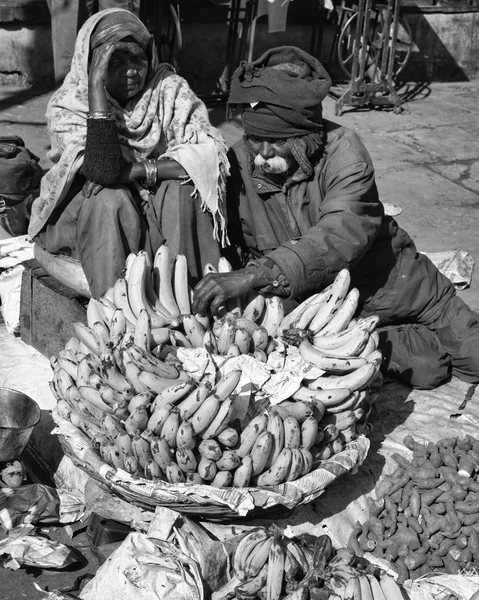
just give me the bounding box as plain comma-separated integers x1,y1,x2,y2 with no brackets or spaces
228,46,332,139
29,8,229,244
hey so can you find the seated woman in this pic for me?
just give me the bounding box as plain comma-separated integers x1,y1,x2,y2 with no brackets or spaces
28,8,229,299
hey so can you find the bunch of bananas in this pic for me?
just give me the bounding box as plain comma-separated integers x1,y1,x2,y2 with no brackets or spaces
212,529,408,600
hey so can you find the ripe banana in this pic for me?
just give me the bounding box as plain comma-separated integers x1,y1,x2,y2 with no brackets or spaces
144,458,163,481
233,529,269,581
170,329,193,348
319,287,360,336
190,393,221,435
139,370,183,395
57,356,78,381
377,572,404,600
277,400,313,423
131,433,153,468
150,379,195,412
326,390,361,414
153,244,180,317
313,316,379,351
309,362,379,392
257,447,292,487
293,291,329,330
183,314,206,347
128,391,152,414
213,369,242,400
233,455,254,487
101,413,125,441
178,381,213,420
113,277,138,326
300,415,318,450
150,437,173,473
197,456,217,481
242,289,265,323
147,401,174,436
200,395,236,439
283,415,301,449
173,254,191,315
203,330,218,354
266,410,285,467
176,446,197,472
216,318,237,355
216,449,241,471
259,295,284,338
101,356,132,394
251,325,269,352
109,308,127,347
237,562,269,596
286,447,304,482
265,537,285,600
210,577,242,600
159,407,181,447
299,340,368,373
342,575,362,600
251,431,273,475
234,326,252,355
318,327,370,358
299,448,313,475
115,430,133,457
281,538,309,578
291,386,352,408
166,462,186,483
236,414,268,458
211,470,233,488
87,298,106,330
216,427,239,448
73,322,100,356
126,343,179,379
133,309,152,352
125,405,149,435
278,289,329,334
150,327,170,347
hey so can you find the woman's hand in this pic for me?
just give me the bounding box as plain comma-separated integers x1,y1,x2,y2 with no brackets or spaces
192,266,266,316
88,42,121,112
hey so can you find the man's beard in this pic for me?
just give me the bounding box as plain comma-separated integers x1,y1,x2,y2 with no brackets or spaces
254,154,292,174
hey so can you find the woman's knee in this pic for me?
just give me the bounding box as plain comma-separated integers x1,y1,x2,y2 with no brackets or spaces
86,185,136,218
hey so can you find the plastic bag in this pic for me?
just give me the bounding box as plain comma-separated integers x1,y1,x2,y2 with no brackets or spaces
79,532,204,600
0,483,60,531
0,264,24,334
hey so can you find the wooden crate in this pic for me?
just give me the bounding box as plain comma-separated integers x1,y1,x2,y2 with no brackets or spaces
20,259,87,360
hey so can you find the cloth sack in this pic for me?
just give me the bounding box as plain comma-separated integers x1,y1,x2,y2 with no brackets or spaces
0,136,43,236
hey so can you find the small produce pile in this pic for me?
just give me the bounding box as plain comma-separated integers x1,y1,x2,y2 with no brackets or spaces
351,434,479,582
49,247,381,490
213,528,407,600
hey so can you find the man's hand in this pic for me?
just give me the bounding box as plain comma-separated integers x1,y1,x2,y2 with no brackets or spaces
82,180,104,197
192,267,260,316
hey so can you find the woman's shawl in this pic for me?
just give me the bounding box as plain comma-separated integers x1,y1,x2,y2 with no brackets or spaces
28,8,230,244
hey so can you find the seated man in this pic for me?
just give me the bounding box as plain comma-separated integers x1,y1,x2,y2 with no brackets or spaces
193,45,479,390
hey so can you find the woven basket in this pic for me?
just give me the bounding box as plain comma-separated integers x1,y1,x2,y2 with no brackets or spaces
55,413,370,521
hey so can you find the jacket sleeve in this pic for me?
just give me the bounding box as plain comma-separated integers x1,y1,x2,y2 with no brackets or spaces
262,159,384,298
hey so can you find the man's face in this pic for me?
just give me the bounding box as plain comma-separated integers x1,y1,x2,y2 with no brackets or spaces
105,41,149,105
246,135,296,175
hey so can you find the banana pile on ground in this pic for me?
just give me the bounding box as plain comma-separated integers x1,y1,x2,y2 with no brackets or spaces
212,528,409,600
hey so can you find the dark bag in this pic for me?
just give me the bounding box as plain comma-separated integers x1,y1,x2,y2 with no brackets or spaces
0,135,43,236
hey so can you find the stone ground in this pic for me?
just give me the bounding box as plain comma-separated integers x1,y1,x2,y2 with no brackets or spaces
0,78,478,598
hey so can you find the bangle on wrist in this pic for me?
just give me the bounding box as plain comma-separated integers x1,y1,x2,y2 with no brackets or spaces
143,158,158,190
87,111,115,120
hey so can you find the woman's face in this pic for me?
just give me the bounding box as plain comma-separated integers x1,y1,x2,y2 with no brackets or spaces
105,41,149,105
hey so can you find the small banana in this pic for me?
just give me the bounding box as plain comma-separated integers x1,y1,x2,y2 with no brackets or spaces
125,405,149,435
299,448,313,476
234,327,252,355
265,410,285,467
300,415,319,450
183,314,206,347
159,407,181,447
308,269,351,334
215,449,241,471
101,413,125,440
216,317,237,355
189,393,221,435
359,330,379,358
285,447,304,482
128,391,152,415
236,414,268,458
123,451,142,477
252,325,269,352
176,419,197,450
233,455,254,487
73,322,100,356
309,362,379,392
147,400,175,436
250,431,273,475
257,447,292,487
216,427,239,448
173,254,191,315
177,381,213,420
198,438,223,461
233,529,269,581
237,562,269,596
313,316,379,351
153,244,180,317
131,433,153,468
169,329,193,348
210,470,233,488
293,291,330,331
265,536,285,600
242,289,265,323
166,462,186,483
197,456,217,481
299,340,368,373
259,295,284,338
126,343,179,379
175,446,198,472
278,290,327,334
200,395,237,440
133,309,152,352
203,329,218,354
150,437,173,473
319,287,360,336
115,430,133,457
112,276,138,326
144,458,163,481
277,400,313,423
283,415,301,450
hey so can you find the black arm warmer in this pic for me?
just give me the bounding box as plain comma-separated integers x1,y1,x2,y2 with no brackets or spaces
82,118,123,185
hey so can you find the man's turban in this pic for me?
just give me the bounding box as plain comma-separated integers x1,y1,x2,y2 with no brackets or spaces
228,46,332,139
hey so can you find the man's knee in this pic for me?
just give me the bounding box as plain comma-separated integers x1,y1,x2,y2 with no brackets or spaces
378,325,452,390
89,186,133,215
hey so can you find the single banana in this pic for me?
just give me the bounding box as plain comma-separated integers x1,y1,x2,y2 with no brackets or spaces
227,343,240,357
237,562,269,596
125,405,149,435
319,287,360,336
101,413,125,441
234,316,259,336
190,394,221,435
285,448,304,482
92,320,111,354
308,362,379,392
313,316,379,351
299,448,313,476
78,386,114,415
126,343,179,379
200,394,237,439
293,292,329,331
233,529,269,581
144,458,163,481
170,329,193,348
319,327,371,358
300,415,319,450
159,407,181,447
203,329,218,354
366,349,382,368
358,575,374,600
257,447,292,487
233,455,254,487
281,538,309,579
131,433,153,468
123,451,142,477
320,410,357,432
101,356,132,394
283,415,301,449
216,427,239,448
99,383,119,408
359,330,379,359
214,369,242,400
115,430,133,457
147,401,174,435
56,399,71,419
242,289,265,323
183,314,206,347
210,470,233,488
299,340,368,373
150,437,173,473
178,381,213,420
342,575,362,600
308,269,351,334
278,289,328,334
166,462,186,483
64,335,81,355
175,419,197,450
110,308,127,347
216,449,241,471
139,370,183,395
73,322,100,356
277,400,313,423
57,356,78,381
173,254,191,315
113,276,138,326
251,431,274,475
265,536,285,600
236,414,268,458
128,391,152,414
150,326,170,347
175,446,198,472
153,244,180,317
291,386,352,408
216,318,237,355
86,298,106,330
234,326,252,355
283,547,302,582
133,309,152,352
197,456,218,481
259,295,284,338
97,295,119,327
325,390,361,414
254,350,268,363
265,410,285,467
252,325,269,352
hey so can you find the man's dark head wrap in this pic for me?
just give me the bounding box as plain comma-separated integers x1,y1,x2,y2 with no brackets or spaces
228,46,332,139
